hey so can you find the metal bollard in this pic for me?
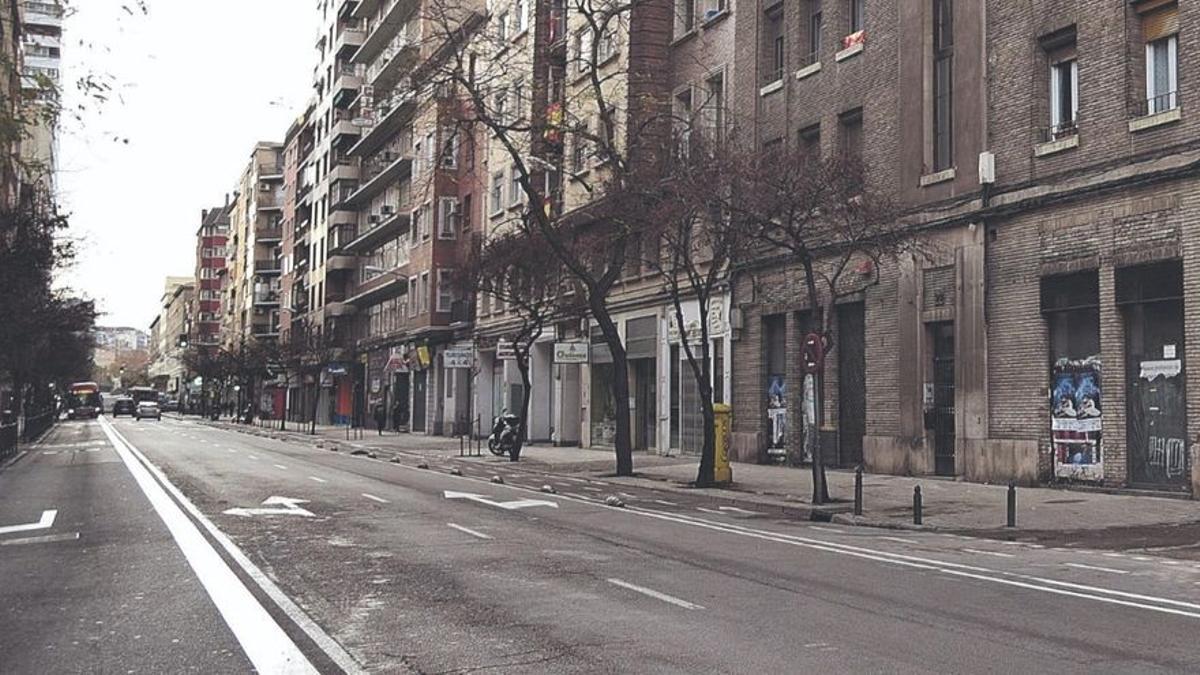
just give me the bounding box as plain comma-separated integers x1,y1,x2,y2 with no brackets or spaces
1007,482,1016,528
913,485,923,525
854,465,864,516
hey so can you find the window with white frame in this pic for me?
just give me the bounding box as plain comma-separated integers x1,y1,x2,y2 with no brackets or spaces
597,28,617,63
419,272,430,314
436,269,455,313
492,88,508,125
515,0,529,34
575,29,593,75
440,126,458,169
438,197,459,238
412,137,422,175
1049,57,1078,136
509,164,522,205
511,81,526,121
496,11,509,41
675,0,695,36
410,207,422,242
1146,36,1178,114
408,277,419,316
704,70,726,145
490,171,505,213
674,87,693,158
421,202,432,240
424,132,435,168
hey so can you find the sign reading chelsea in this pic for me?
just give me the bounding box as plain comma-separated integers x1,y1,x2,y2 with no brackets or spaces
553,341,589,364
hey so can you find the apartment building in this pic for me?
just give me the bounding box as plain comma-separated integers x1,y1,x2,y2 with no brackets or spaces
148,277,195,397
340,0,483,434
223,143,286,350
18,0,62,203
0,0,21,209
192,203,230,348
728,0,1200,497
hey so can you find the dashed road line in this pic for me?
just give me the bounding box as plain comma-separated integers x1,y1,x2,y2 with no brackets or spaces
810,526,845,534
963,548,1015,559
273,464,288,470
447,523,492,540
362,493,389,504
879,536,918,545
247,455,259,460
607,578,704,611
652,499,678,507
1064,562,1130,575
308,476,327,483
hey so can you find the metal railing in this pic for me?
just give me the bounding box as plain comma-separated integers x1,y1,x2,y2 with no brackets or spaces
1131,90,1179,118
0,420,16,462
1037,118,1078,144
21,409,55,443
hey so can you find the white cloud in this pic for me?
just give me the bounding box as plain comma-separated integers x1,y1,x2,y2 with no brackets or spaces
57,0,315,328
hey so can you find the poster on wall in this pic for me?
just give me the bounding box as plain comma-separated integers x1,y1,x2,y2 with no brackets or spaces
1051,357,1104,482
766,375,787,458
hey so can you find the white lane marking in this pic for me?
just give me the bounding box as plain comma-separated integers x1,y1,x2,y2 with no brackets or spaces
582,486,603,493
1103,553,1126,558
652,499,678,507
362,493,390,504
810,526,845,534
102,420,364,674
962,548,1016,559
607,578,704,610
1065,562,1130,575
447,523,492,540
96,418,318,673
247,455,259,460
879,536,919,545
227,449,237,454
0,510,57,536
719,506,763,516
696,507,724,515
623,506,1200,620
273,464,288,470
308,476,327,483
41,451,57,455
0,532,79,547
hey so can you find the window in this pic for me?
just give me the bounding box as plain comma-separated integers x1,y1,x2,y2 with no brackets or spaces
571,122,589,172
762,4,784,84
412,138,422,176
436,269,455,313
462,193,473,232
511,81,526,122
806,1,823,65
492,88,507,125
1141,1,1179,114
799,123,821,166
509,164,523,205
419,272,430,314
421,202,432,240
515,0,528,34
496,11,509,41
932,0,954,172
1049,57,1078,137
848,0,864,33
598,28,617,63
674,87,693,158
490,171,505,213
440,126,458,169
839,108,864,188
425,132,435,169
408,277,419,316
575,30,593,75
676,0,695,36
704,71,726,145
439,197,459,238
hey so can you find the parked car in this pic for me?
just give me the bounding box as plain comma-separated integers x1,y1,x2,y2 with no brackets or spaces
161,399,179,412
112,398,136,417
135,401,161,421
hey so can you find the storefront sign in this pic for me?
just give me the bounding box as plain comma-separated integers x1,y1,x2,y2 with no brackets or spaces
554,341,589,364
416,345,432,368
385,346,409,373
1139,359,1181,381
327,364,348,376
443,348,473,369
497,340,517,360
1051,357,1103,481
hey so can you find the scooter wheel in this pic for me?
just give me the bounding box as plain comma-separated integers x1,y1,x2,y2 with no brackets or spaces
487,438,507,456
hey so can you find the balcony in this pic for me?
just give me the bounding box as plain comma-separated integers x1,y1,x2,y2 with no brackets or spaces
255,225,283,243
332,65,362,109
22,1,63,28
325,301,358,318
347,270,408,308
352,0,419,65
365,30,419,91
348,88,415,158
327,254,359,272
257,191,284,212
254,259,283,275
343,209,410,254
332,113,362,145
335,24,366,58
351,0,381,19
342,149,413,207
252,325,281,339
254,290,281,306
259,163,285,180
329,159,360,185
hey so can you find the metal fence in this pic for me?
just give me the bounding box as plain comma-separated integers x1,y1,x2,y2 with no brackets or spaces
0,421,16,462
21,409,55,443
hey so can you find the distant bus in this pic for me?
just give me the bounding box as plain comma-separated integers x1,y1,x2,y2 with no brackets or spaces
67,382,102,420
128,386,159,405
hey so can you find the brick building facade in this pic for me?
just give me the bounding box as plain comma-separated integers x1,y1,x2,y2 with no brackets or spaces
730,0,1200,496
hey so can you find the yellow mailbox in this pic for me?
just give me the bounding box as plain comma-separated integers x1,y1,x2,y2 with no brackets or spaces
713,403,733,483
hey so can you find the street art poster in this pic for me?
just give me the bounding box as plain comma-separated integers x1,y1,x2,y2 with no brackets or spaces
766,375,787,457
1051,357,1104,481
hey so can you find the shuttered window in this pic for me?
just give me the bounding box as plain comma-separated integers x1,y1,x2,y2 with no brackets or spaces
1140,1,1179,42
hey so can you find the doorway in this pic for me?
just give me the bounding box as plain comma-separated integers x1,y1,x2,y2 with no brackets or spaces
412,369,427,433
633,359,657,451
837,303,866,468
931,322,956,476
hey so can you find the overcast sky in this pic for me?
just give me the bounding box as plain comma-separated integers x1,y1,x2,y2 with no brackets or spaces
58,0,316,330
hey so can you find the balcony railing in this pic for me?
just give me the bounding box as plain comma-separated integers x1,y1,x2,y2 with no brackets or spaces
255,226,283,241
259,163,284,177
1131,90,1179,118
1037,118,1079,144
254,259,283,274
254,290,281,305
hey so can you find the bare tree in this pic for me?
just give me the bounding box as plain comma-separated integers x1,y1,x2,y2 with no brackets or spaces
733,146,902,504
414,0,671,474
464,226,581,459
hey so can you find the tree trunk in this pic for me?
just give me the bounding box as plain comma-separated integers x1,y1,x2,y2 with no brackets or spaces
514,350,533,462
309,378,320,435
592,305,633,476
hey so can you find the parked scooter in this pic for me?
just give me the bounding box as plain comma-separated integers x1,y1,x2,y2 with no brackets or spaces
488,411,522,459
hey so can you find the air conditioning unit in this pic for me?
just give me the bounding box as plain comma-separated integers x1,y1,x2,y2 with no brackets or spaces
368,215,380,224
254,307,265,316
259,182,271,191
381,205,395,216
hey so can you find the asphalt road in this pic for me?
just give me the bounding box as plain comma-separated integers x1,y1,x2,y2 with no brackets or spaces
4,416,1200,673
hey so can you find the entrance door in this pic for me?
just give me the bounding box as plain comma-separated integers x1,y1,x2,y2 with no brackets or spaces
1126,300,1188,489
633,359,656,450
393,373,410,429
932,322,956,476
837,303,866,467
412,370,427,433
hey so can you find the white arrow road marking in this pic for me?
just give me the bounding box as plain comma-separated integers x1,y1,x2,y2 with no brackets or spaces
606,578,704,610
223,497,315,518
443,491,559,510
0,510,57,536
447,523,492,540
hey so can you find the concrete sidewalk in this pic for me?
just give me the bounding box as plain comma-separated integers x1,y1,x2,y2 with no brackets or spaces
188,415,1200,544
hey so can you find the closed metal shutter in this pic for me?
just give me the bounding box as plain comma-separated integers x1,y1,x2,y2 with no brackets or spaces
1142,3,1179,41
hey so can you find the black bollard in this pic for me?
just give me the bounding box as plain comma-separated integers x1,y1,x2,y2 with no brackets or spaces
854,465,864,516
1007,482,1016,528
913,485,923,525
